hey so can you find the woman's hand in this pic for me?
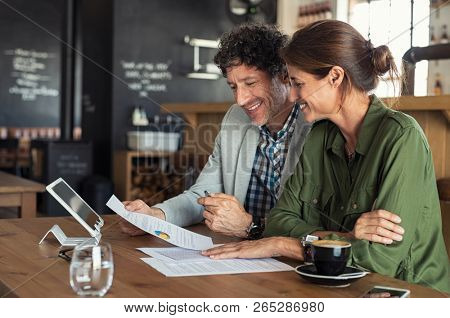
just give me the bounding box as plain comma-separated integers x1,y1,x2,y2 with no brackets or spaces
202,237,303,260
351,209,404,244
119,200,165,236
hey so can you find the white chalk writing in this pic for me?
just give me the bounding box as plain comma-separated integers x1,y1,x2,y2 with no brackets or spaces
120,60,172,95
4,48,59,101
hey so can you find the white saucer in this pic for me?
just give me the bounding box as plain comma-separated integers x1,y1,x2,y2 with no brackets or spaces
295,264,369,287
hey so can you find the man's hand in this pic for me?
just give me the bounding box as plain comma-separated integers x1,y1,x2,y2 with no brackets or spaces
119,199,165,236
197,193,252,238
351,209,404,244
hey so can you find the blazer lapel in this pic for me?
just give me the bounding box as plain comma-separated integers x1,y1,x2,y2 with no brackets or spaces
234,125,259,203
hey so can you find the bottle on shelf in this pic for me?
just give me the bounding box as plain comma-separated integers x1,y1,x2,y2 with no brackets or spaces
441,24,448,43
431,0,441,18
305,4,313,25
139,106,149,126
316,3,324,20
0,127,7,139
324,2,333,20
153,114,160,126
298,1,333,28
149,114,160,132
132,105,149,126
132,106,141,126
311,3,319,22
166,115,173,125
312,3,319,23
433,73,443,96
431,0,439,8
430,26,437,45
297,6,305,28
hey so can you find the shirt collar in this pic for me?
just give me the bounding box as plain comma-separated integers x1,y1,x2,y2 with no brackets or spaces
326,95,389,156
260,103,299,141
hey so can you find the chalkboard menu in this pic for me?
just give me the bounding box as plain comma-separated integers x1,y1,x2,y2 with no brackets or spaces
0,0,63,127
30,140,92,216
111,0,235,149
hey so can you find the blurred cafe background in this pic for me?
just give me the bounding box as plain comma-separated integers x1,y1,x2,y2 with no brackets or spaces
0,0,449,255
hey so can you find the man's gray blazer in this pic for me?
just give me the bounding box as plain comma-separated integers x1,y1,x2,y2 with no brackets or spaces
153,104,311,227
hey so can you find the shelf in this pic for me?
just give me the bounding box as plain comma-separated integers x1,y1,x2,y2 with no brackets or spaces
163,95,450,113
162,102,232,114
118,150,178,158
387,95,450,111
113,150,209,202
161,96,450,178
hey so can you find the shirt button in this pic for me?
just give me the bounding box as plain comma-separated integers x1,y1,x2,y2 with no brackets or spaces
352,203,358,209
340,206,344,210
312,198,318,204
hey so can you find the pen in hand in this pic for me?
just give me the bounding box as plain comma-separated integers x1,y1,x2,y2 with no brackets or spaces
201,191,218,208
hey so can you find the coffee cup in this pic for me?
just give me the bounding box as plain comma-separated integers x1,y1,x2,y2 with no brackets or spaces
311,240,351,276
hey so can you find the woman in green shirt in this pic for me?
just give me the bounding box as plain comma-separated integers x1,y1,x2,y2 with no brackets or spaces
203,20,449,293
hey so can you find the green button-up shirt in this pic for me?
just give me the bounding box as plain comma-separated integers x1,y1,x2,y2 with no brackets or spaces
264,95,450,293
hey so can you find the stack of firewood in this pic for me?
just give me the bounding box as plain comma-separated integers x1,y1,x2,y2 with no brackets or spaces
130,162,188,206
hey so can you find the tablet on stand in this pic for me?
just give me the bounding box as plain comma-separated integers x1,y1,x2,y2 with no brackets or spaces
39,178,104,247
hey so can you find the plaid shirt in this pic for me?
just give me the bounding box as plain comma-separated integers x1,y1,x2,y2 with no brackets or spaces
244,104,299,225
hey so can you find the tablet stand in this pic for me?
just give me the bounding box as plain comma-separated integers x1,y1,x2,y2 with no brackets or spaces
39,224,102,247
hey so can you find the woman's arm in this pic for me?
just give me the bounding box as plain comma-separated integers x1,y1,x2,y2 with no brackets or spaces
202,237,304,260
264,161,325,238
312,209,404,244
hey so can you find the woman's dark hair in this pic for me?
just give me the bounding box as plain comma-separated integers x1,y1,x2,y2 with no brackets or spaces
281,20,401,99
214,23,288,78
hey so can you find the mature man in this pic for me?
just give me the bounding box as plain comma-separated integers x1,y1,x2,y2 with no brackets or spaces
119,23,311,239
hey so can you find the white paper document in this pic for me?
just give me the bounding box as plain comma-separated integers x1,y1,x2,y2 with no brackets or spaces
106,195,214,250
141,256,294,277
137,247,212,262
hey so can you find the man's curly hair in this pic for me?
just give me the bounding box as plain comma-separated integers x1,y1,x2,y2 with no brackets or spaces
214,23,288,78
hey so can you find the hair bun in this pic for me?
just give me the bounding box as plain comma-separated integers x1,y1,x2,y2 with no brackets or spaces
371,45,393,76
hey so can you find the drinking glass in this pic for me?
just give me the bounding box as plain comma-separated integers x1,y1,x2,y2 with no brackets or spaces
69,242,114,297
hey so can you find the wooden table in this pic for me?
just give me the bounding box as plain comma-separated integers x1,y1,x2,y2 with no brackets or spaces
0,171,45,218
0,215,447,298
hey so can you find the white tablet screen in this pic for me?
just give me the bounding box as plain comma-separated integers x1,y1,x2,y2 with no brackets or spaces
51,181,98,229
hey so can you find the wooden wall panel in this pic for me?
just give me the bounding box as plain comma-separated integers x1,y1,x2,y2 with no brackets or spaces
405,110,449,179
184,110,450,178
406,111,428,130
182,113,224,155
440,202,450,258
446,120,450,178
427,112,448,178
164,98,450,179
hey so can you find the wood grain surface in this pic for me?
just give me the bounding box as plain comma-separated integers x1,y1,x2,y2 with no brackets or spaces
0,215,447,298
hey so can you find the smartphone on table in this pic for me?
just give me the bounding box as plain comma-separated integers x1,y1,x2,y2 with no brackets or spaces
361,285,410,298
